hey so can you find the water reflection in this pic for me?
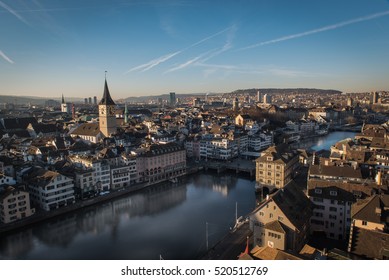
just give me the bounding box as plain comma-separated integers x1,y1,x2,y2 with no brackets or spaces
0,173,255,260
292,131,356,151
0,230,34,259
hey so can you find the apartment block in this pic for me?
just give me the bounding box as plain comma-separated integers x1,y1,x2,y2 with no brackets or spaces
256,144,299,189
0,186,35,224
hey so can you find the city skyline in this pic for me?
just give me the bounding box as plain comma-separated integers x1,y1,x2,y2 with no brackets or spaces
1,0,389,98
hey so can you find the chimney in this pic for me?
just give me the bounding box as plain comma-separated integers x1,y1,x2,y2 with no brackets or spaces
266,194,270,201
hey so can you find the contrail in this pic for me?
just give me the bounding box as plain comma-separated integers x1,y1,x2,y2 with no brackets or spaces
240,10,389,50
0,1,29,25
125,51,181,73
162,24,237,73
165,50,215,73
185,25,235,50
0,50,14,64
124,25,235,74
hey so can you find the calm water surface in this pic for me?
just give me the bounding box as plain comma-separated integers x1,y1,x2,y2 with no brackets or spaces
0,173,256,260
293,131,356,151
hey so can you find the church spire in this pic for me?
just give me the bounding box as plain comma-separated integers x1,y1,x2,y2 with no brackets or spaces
61,93,65,104
99,73,116,106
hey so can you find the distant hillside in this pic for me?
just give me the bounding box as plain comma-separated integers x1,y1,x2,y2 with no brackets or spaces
0,95,50,105
228,88,342,96
123,93,208,103
0,95,84,105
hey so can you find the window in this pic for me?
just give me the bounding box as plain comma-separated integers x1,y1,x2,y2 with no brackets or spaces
330,190,337,196
329,207,337,212
315,188,322,194
362,221,367,226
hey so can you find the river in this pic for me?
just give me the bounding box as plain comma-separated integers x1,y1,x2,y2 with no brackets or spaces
292,131,356,151
0,173,256,260
0,131,356,260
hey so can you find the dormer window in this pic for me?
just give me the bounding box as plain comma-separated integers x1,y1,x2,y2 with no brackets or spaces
315,188,322,194
267,156,273,161
330,191,337,196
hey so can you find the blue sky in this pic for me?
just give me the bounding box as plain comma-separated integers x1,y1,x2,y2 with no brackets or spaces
1,0,389,98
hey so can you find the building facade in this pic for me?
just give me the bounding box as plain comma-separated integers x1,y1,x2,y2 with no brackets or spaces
0,186,35,224
28,169,75,211
256,144,299,190
136,142,186,184
250,183,312,252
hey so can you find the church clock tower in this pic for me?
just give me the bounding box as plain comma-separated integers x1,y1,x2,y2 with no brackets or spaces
99,78,117,137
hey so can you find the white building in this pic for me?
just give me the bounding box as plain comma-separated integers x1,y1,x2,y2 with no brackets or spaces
248,132,273,151
69,155,111,191
110,165,131,189
28,169,75,211
200,138,237,161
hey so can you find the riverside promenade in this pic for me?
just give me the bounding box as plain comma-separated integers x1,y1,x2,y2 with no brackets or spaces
199,222,252,260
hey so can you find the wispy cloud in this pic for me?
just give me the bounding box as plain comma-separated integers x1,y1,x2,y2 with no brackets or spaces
124,51,181,74
165,50,216,73
196,62,322,78
165,24,237,73
240,10,389,50
0,50,14,64
0,1,29,25
125,24,236,74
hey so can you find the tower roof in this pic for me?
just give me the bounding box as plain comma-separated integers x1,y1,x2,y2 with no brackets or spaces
99,79,116,106
61,93,65,104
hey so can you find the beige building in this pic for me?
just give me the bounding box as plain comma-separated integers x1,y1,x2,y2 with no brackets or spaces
70,123,103,144
135,142,186,184
250,183,312,253
0,186,35,224
235,114,252,127
256,144,299,190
